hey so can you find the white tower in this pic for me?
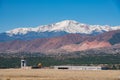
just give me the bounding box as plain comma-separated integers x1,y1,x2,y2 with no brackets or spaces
21,58,26,68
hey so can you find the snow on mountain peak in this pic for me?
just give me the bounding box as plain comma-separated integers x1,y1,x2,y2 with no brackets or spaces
57,20,79,24
6,20,120,36
6,28,32,36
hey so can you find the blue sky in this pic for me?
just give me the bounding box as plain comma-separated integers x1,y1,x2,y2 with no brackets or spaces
0,0,120,32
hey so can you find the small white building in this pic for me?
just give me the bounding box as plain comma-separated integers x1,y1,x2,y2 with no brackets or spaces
54,66,102,70
21,58,26,68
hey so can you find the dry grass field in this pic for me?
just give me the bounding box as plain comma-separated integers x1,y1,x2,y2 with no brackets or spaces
0,69,120,80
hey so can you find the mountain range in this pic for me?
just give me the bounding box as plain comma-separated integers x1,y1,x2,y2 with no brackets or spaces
0,20,120,42
0,20,120,54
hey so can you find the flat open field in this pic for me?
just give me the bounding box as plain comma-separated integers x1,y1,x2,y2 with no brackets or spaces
0,69,120,80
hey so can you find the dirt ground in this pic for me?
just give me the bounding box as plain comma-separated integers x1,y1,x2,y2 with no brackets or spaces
0,69,120,80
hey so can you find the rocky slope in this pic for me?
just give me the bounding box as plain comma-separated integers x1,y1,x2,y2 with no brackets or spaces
0,30,120,54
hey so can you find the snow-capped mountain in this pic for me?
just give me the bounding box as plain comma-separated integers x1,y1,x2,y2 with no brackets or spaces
0,20,120,42
0,20,120,53
6,20,120,36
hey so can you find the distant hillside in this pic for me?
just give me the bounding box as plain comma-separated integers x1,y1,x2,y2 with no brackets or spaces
109,33,120,45
0,30,120,54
